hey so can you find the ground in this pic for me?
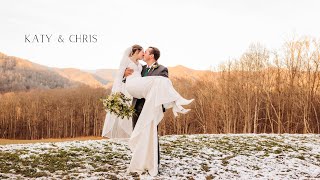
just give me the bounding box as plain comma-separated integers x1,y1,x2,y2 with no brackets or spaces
0,134,319,179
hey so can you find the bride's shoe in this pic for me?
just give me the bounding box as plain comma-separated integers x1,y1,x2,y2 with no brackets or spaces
176,98,194,106
172,104,191,117
163,102,173,109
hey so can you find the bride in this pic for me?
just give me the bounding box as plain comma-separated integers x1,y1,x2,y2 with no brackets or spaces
103,45,193,176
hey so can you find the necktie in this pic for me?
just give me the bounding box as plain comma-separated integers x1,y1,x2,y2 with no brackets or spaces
143,67,150,77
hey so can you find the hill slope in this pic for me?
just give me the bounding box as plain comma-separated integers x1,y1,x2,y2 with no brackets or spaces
52,68,103,88
0,52,77,92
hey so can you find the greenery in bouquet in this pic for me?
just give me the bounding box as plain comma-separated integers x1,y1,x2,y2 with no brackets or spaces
101,92,135,119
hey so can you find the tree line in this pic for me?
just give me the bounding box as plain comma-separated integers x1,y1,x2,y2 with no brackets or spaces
0,86,107,139
160,36,320,135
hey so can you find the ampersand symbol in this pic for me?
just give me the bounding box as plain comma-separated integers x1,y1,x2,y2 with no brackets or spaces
58,35,64,43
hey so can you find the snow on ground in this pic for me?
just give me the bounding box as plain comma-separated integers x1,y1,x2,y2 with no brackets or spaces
0,134,319,179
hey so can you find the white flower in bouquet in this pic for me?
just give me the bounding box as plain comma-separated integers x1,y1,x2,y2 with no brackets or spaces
100,92,135,119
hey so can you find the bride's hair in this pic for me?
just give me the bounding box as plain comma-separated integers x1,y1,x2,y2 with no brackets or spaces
129,44,143,57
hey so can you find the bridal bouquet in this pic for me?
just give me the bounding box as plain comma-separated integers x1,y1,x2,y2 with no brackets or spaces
101,92,135,119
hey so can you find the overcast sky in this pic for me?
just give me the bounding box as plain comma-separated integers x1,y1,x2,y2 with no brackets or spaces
0,0,319,70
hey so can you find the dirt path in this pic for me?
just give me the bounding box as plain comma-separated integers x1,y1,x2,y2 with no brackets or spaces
0,136,106,145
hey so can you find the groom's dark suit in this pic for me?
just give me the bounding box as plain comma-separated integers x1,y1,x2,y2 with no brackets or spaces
132,62,168,166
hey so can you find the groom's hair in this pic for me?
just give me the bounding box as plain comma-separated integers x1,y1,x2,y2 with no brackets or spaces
149,46,160,60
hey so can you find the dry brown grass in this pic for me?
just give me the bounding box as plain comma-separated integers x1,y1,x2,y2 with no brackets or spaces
0,136,106,145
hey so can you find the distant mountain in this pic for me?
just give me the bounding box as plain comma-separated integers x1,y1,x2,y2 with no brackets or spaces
168,65,211,79
0,52,209,93
0,52,78,92
60,65,211,86
86,69,117,85
87,65,208,86
52,68,104,88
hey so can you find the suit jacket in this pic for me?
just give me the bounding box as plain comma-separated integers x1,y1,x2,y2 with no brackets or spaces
131,62,169,112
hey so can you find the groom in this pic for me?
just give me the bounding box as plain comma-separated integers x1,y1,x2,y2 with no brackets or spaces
123,46,168,168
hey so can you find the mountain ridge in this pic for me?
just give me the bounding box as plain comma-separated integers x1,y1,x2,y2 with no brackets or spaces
0,52,208,92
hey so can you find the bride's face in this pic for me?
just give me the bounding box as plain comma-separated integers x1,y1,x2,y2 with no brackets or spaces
137,49,144,60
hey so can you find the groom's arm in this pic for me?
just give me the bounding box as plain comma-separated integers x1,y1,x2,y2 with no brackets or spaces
159,67,168,78
158,66,169,112
122,68,133,83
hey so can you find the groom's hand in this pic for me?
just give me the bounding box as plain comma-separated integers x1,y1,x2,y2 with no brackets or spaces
124,68,133,77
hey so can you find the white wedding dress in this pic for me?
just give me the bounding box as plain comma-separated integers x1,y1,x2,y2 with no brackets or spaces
101,63,133,139
103,47,193,176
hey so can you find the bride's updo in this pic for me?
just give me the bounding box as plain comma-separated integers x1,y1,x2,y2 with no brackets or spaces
130,44,143,57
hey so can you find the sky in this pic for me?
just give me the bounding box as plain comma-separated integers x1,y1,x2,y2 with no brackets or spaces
0,0,319,70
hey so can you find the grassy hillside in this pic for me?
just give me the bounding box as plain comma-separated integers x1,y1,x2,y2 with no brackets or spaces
0,134,319,179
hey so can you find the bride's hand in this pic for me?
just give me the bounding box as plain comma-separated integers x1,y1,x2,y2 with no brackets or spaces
124,68,133,77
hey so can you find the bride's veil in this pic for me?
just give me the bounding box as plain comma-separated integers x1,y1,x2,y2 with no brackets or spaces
102,46,133,139
112,46,132,93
